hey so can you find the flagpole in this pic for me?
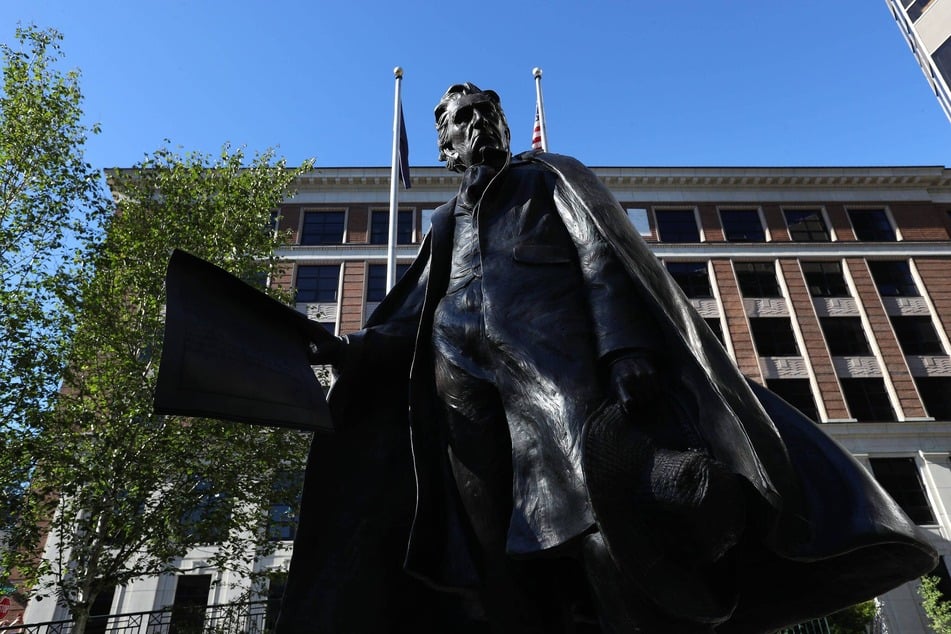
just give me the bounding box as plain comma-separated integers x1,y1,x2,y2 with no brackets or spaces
386,67,404,292
533,67,549,151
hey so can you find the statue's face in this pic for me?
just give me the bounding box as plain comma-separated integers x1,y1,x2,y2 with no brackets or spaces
443,97,509,169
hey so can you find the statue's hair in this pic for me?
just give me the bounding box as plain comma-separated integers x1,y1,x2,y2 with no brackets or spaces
434,82,510,171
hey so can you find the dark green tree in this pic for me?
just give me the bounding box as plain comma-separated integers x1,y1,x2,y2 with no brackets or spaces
3,143,315,634
0,23,105,553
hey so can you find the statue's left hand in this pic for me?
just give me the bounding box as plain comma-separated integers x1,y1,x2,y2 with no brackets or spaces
608,354,659,416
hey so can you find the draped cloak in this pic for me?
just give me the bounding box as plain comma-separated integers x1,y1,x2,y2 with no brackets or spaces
277,152,937,633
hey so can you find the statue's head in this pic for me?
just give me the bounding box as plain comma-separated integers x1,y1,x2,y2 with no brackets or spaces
434,82,511,172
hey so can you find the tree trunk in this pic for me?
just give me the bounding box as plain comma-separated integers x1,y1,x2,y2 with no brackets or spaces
72,608,89,634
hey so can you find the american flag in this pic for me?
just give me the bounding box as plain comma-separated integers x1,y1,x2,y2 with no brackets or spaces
532,103,544,150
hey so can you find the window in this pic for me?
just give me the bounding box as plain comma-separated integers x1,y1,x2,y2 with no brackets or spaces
366,263,411,302
656,209,700,242
802,261,850,298
935,35,951,86
370,209,414,245
840,378,896,422
848,209,896,241
784,209,830,242
720,209,765,242
904,0,931,22
819,317,871,356
86,586,116,634
180,478,231,544
626,208,651,236
749,318,800,356
295,265,340,303
265,573,289,633
868,261,919,297
665,262,712,298
267,471,304,542
300,210,345,245
766,379,819,422
890,316,945,355
704,318,724,345
869,457,935,524
735,262,781,298
914,377,951,420
170,575,212,634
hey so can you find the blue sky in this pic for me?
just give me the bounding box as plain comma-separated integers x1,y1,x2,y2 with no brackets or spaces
3,1,951,170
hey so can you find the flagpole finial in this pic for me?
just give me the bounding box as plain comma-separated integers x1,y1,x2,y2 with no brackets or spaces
533,67,543,78
394,66,403,79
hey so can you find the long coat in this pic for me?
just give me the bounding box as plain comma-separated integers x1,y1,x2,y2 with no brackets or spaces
277,152,937,633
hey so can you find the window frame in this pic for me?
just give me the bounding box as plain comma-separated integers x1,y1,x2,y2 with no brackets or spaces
914,376,951,420
749,317,800,357
370,208,415,245
366,262,412,302
655,208,701,243
626,208,651,237
266,470,304,542
819,317,872,356
299,209,346,246
840,377,896,422
734,261,782,298
868,260,920,297
802,261,850,298
847,208,898,242
766,378,820,422
719,208,767,242
294,264,341,304
890,315,945,356
783,208,831,242
869,457,936,525
665,261,713,298
179,478,232,545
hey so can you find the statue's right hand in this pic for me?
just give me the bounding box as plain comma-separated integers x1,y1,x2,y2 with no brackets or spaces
307,335,348,367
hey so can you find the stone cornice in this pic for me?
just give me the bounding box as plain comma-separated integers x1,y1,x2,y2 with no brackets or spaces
290,165,951,193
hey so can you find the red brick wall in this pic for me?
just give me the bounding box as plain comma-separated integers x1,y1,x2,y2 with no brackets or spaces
698,204,723,241
890,202,950,241
270,261,294,293
762,204,787,242
279,204,302,243
712,259,762,382
825,204,854,241
339,261,367,334
780,259,849,419
915,259,951,342
846,258,926,418
348,206,369,243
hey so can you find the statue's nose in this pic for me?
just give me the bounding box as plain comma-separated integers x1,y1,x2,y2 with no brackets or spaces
470,108,485,128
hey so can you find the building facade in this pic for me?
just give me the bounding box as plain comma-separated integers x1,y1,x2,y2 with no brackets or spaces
886,0,951,123
22,163,951,631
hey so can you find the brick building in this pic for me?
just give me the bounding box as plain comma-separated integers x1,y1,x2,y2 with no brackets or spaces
276,163,951,632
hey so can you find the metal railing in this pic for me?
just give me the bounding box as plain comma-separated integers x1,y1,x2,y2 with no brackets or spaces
782,617,831,634
0,600,278,634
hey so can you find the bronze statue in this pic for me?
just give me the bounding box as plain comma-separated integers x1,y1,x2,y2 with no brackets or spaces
273,84,936,633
